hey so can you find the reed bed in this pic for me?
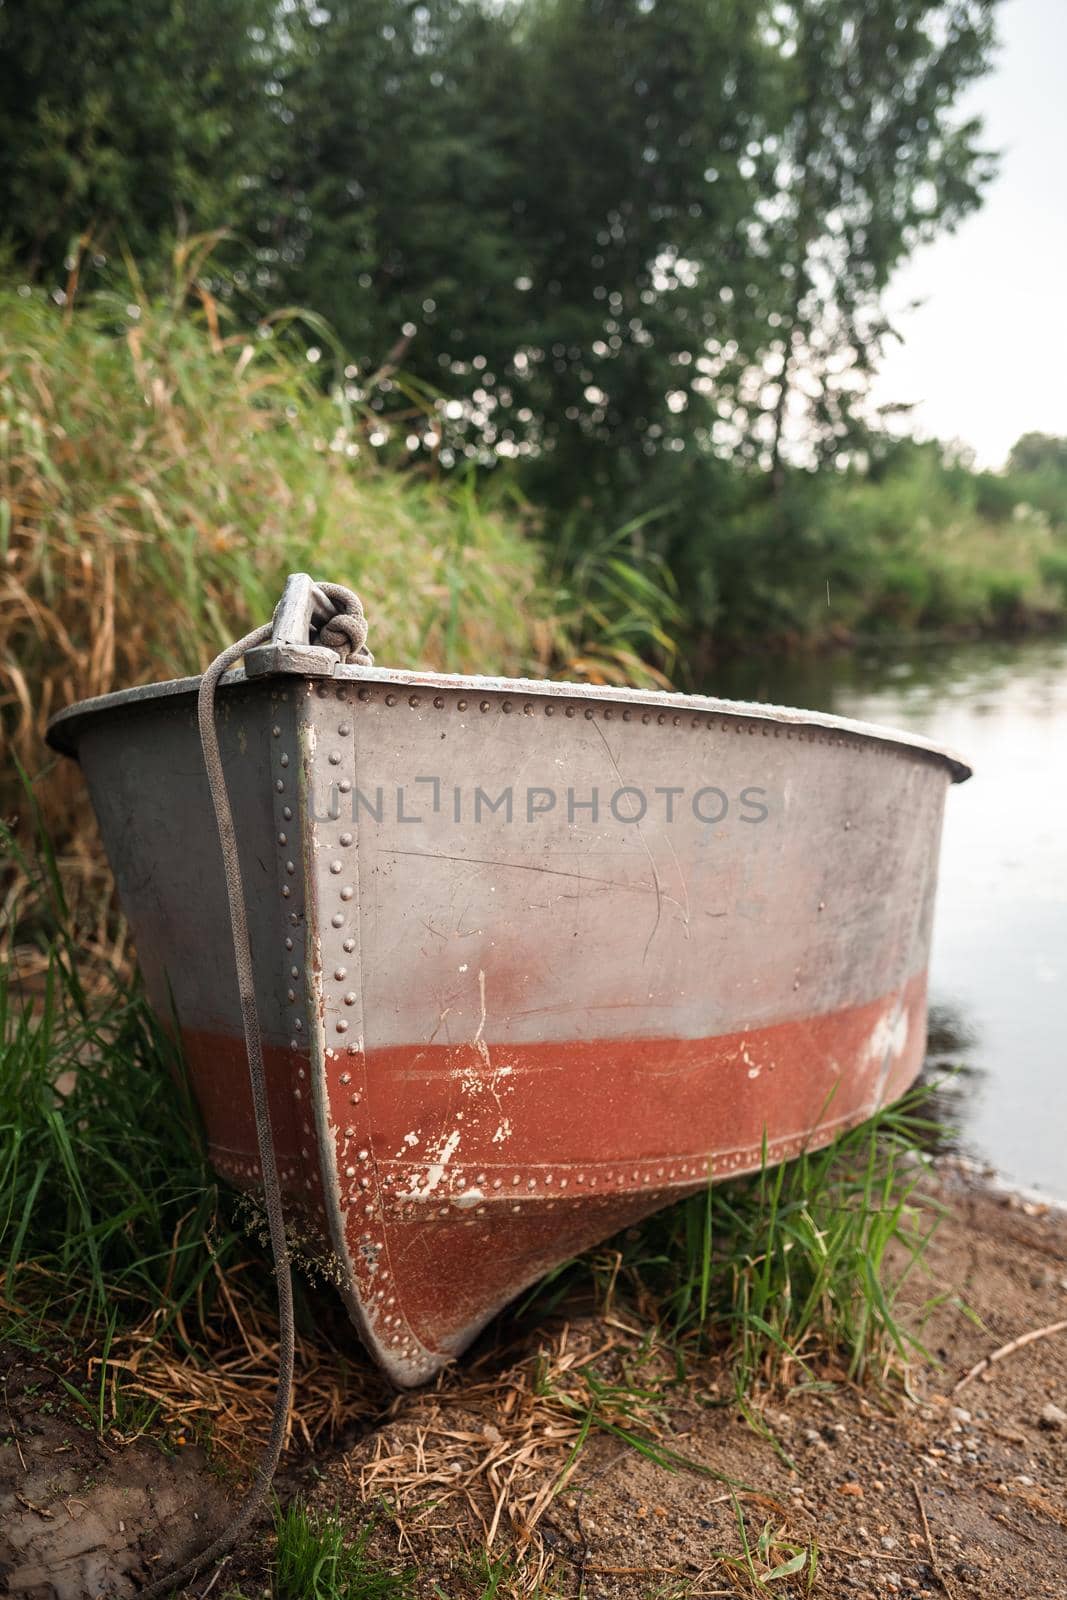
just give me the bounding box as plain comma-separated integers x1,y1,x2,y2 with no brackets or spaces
0,265,683,961
0,268,550,915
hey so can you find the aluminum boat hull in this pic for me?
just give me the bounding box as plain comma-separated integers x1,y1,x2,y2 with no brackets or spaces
48,667,969,1384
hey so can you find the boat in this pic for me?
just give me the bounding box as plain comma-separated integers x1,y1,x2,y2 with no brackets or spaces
47,575,971,1386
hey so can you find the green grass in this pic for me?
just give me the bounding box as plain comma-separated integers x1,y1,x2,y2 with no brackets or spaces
531,1090,945,1395
537,1357,742,1488
0,959,227,1342
272,1505,412,1600
268,1504,547,1600
717,1495,819,1592
0,841,243,1348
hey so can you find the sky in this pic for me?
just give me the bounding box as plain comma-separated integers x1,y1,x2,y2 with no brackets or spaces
867,0,1067,468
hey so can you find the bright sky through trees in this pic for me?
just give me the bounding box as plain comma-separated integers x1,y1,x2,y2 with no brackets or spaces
869,0,1066,466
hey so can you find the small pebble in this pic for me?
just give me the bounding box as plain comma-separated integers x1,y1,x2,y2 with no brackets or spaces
1039,1402,1065,1430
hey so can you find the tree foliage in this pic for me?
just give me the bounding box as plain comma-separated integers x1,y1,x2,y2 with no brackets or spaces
1,0,1004,645
1008,432,1067,477
236,0,997,496
0,0,274,277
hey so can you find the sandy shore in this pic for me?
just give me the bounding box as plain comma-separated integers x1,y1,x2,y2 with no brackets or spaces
2,1167,1064,1598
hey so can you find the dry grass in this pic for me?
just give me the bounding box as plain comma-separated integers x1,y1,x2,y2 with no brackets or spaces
88,1258,389,1468
14,1267,712,1594
0,250,552,922
317,1313,731,1592
0,253,682,960
300,1314,825,1597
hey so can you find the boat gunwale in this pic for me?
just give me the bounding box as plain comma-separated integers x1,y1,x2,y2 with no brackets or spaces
44,662,973,782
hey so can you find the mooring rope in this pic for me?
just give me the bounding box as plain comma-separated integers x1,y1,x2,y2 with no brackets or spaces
142,581,370,1596
314,580,373,666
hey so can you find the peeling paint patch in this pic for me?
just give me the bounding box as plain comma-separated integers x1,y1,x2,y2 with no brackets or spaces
866,1006,909,1067
472,969,491,1068
402,1127,462,1199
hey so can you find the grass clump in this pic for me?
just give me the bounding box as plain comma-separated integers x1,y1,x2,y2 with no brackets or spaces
0,826,386,1461
269,1504,538,1600
0,851,234,1342
0,260,546,868
570,1091,943,1393
717,1494,819,1592
272,1504,411,1600
0,254,682,910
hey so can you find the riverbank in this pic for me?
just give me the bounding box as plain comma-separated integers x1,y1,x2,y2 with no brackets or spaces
693,611,1067,679
4,287,1067,890
2,1164,1064,1598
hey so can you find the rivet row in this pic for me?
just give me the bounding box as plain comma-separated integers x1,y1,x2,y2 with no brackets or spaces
320,683,869,755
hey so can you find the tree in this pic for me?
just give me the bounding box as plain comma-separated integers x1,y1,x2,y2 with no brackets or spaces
754,1,998,486
0,0,275,280
1008,433,1067,477
252,1,997,510
253,0,785,499
1,0,1000,524
245,0,527,405
493,0,783,499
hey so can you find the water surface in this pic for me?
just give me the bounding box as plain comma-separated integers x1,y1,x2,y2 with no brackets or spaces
709,636,1067,1203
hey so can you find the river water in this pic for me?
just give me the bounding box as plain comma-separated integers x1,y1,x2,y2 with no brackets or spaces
710,635,1067,1204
